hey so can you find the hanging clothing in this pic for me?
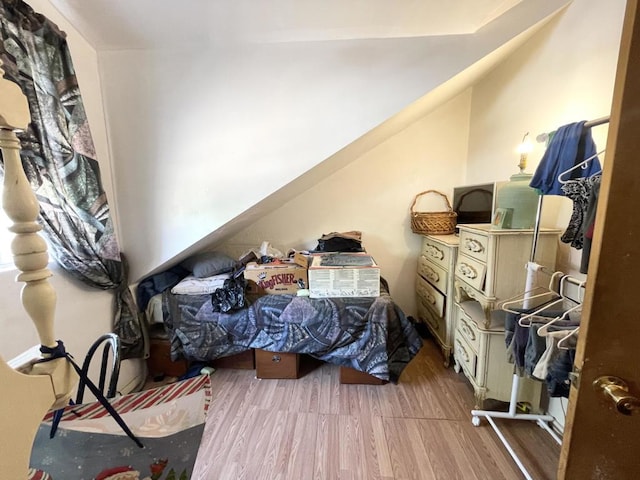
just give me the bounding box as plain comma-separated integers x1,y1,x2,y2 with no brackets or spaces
504,305,548,373
505,305,580,378
524,326,547,377
580,177,601,273
529,121,601,195
546,347,576,398
532,330,569,380
525,318,579,375
560,175,601,249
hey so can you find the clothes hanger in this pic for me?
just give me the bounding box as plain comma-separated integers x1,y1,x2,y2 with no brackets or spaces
533,276,584,331
557,327,580,350
501,288,560,315
536,303,582,335
513,273,569,325
500,271,564,315
518,297,568,327
558,149,605,184
520,275,585,328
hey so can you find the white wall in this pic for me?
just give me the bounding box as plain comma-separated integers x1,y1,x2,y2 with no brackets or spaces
97,40,477,283
220,90,472,316
0,0,143,394
465,0,626,431
96,0,570,282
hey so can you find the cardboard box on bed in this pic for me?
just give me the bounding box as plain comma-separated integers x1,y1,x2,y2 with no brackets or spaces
308,253,380,298
292,251,311,269
244,260,308,295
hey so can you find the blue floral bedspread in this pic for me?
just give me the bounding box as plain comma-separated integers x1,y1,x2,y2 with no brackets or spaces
162,289,422,383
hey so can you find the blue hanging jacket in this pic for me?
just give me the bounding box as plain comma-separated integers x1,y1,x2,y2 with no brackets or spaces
529,121,601,196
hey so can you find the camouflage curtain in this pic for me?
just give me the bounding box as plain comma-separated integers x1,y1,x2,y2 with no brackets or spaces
0,0,144,358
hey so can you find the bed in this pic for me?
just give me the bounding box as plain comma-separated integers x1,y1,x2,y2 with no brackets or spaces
162,282,423,383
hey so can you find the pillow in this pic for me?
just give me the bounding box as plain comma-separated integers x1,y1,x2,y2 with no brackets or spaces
171,273,232,295
181,251,237,278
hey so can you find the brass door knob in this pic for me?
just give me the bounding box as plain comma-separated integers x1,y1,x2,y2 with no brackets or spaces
593,376,640,416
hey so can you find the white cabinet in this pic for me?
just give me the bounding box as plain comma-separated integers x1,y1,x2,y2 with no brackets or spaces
415,234,459,366
452,224,560,410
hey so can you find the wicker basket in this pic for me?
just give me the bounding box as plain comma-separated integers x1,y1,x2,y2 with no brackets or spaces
410,190,457,235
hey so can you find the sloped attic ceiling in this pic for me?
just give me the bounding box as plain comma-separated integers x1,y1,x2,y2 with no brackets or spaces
50,0,522,48
45,0,570,281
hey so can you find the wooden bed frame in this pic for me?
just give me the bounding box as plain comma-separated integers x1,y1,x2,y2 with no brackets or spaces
0,60,76,477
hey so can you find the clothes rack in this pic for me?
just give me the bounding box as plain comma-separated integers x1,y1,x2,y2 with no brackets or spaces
535,115,610,144
470,271,568,480
471,115,608,480
584,115,610,128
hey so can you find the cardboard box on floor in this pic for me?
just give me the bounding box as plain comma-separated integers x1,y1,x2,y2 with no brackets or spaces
244,261,308,295
308,253,380,298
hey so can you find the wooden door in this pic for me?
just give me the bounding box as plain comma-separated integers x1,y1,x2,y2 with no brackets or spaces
558,0,640,477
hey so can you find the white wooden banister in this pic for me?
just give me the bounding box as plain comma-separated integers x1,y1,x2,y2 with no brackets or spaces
0,58,76,478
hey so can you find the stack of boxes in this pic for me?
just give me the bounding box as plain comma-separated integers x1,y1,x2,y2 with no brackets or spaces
242,251,381,379
243,252,381,299
243,256,308,379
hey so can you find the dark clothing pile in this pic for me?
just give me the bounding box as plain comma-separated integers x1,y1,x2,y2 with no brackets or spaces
314,231,364,253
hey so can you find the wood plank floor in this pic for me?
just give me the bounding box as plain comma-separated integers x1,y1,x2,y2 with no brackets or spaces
191,340,560,479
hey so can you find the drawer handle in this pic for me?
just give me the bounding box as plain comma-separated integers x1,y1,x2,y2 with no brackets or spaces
464,238,484,253
422,290,436,305
458,262,478,279
421,262,440,283
425,244,444,261
272,355,281,363
460,320,476,341
426,314,439,329
417,280,437,305
455,341,470,363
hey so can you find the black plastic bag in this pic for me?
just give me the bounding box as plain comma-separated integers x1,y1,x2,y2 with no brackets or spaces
211,277,247,312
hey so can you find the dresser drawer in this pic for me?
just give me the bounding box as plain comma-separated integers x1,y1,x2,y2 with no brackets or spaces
455,254,486,292
456,307,480,354
418,297,446,342
459,229,489,263
421,237,451,270
416,274,445,317
454,336,477,379
418,255,448,293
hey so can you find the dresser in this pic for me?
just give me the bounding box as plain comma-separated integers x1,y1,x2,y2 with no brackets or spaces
452,224,560,410
415,234,459,366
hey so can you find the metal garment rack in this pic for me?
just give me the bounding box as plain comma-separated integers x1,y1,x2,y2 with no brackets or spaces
470,115,609,480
